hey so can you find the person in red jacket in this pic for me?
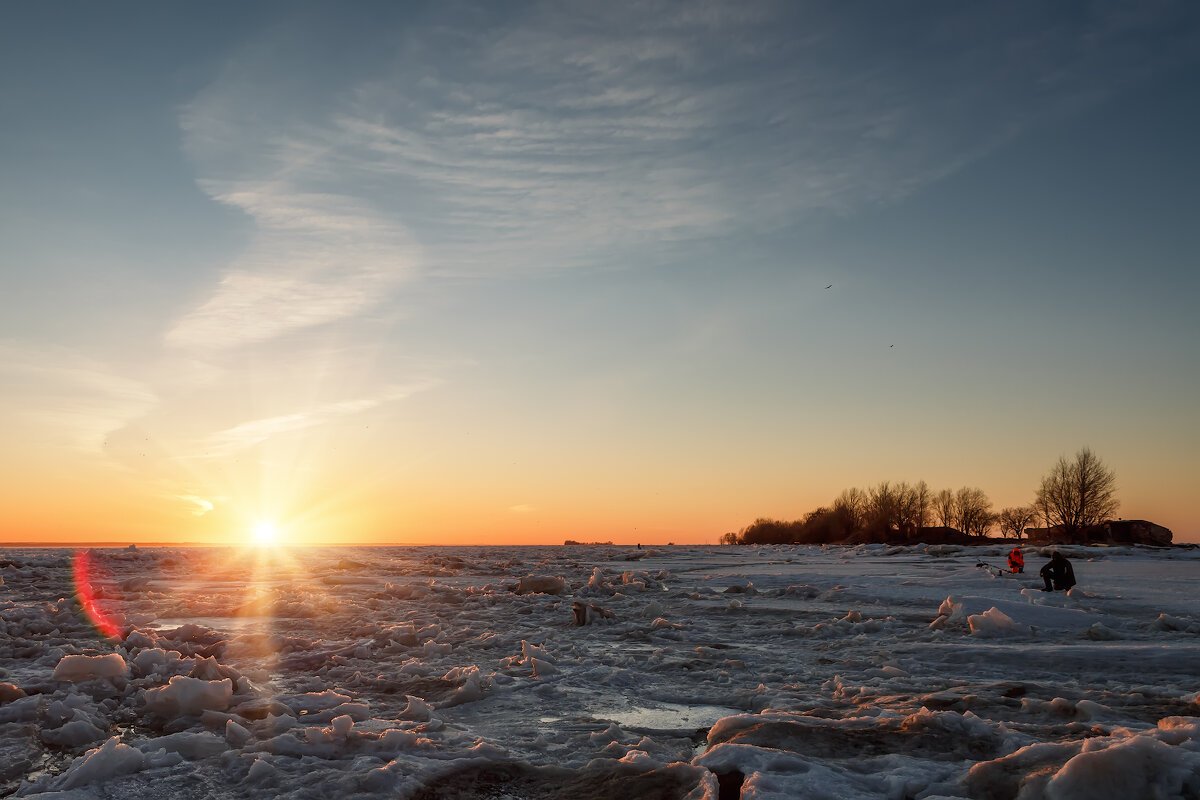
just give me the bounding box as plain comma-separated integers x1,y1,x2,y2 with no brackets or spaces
1007,547,1025,574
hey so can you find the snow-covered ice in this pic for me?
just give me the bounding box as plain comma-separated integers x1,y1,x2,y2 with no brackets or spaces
1,542,1198,798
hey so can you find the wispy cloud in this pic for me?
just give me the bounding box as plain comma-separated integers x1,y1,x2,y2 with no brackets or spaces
177,494,215,516
164,181,420,352
166,1,1198,291
201,382,437,456
0,340,157,453
161,1,1197,408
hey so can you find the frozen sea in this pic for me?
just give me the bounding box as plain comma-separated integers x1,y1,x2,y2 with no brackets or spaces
1,542,1198,799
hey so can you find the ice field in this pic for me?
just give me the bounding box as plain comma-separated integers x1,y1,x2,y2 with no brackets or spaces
1,542,1198,799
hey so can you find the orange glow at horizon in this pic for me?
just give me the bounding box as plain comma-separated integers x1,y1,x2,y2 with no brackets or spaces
3,430,1197,546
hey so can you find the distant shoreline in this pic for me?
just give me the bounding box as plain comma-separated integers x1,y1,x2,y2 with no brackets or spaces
0,540,1194,549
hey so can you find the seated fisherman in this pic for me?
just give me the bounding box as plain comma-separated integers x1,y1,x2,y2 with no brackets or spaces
1039,551,1076,592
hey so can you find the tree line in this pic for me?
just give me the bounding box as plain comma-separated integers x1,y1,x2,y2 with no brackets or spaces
722,447,1119,546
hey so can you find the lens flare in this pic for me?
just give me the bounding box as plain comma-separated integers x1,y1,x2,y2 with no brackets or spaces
73,550,124,639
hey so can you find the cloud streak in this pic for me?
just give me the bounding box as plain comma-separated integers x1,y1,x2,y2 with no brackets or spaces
166,0,1197,291
0,340,157,454
201,382,438,456
165,180,420,352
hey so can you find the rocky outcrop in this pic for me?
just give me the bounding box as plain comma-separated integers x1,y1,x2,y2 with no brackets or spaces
842,526,975,546
1023,520,1173,547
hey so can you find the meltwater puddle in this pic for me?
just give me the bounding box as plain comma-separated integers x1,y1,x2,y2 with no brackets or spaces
542,701,739,735
147,616,273,633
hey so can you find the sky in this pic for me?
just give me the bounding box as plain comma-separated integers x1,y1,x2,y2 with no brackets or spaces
2,1,1198,546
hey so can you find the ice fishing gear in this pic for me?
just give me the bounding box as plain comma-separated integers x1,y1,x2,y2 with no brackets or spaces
975,561,1010,577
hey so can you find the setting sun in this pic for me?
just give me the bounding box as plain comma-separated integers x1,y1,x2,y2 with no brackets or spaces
252,521,279,547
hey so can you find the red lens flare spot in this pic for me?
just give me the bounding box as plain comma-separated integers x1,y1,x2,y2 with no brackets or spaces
73,550,124,639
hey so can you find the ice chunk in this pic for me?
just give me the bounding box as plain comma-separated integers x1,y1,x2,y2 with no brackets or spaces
1084,622,1122,640
439,668,484,707
0,695,41,724
226,719,251,746
53,653,127,682
131,648,182,677
937,596,966,623
641,601,664,618
399,695,433,722
41,719,108,748
967,607,1019,636
247,756,277,782
263,713,298,735
143,676,233,716
381,622,418,646
56,737,145,789
572,601,615,625
521,640,554,663
188,655,241,682
276,689,351,714
123,629,161,649
530,658,557,677
1150,613,1200,633
0,683,27,703
515,575,568,595
422,640,453,657
1047,732,1200,799
0,728,40,785
137,731,226,759
588,567,606,589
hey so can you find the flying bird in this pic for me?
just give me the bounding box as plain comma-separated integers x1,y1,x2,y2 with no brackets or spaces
825,284,833,289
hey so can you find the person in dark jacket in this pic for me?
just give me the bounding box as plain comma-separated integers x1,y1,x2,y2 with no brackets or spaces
1040,552,1076,591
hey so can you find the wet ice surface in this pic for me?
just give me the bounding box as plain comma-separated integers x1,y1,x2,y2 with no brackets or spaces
1,543,1199,799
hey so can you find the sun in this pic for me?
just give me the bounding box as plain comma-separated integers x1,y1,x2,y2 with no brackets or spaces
252,521,279,547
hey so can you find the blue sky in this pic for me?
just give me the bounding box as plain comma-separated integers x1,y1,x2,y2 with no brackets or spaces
2,1,1198,544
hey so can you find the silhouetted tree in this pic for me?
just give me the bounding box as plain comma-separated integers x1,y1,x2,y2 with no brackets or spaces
1034,447,1119,536
739,517,804,545
833,487,867,532
892,480,930,531
997,506,1037,540
954,487,994,537
798,506,854,543
911,480,932,529
867,481,900,530
934,489,955,528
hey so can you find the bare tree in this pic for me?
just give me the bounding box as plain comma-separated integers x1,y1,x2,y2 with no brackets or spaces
997,506,1037,540
1035,447,1119,535
867,481,900,530
954,487,994,537
890,481,928,532
911,480,931,529
934,489,955,528
833,487,867,532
